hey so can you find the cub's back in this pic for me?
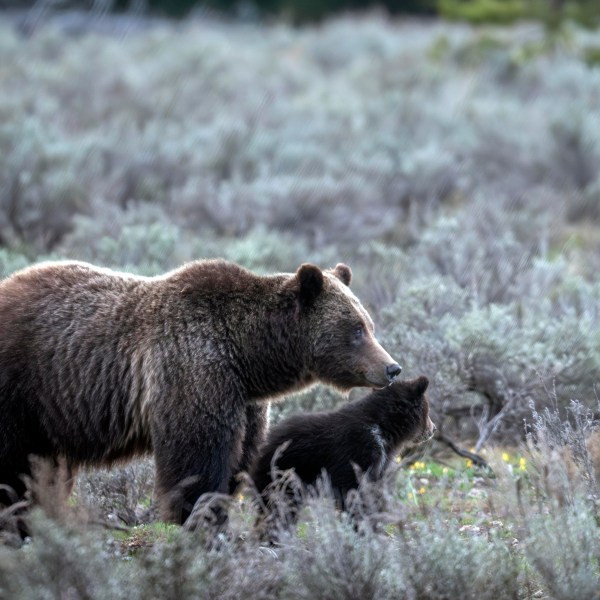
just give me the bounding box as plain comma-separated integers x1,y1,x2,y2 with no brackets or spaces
251,409,369,492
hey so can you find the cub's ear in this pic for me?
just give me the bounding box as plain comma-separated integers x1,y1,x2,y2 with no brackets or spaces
296,263,324,306
331,263,352,286
411,376,429,396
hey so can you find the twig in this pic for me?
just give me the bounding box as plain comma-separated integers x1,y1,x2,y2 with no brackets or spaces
89,519,131,533
434,432,491,470
0,500,30,520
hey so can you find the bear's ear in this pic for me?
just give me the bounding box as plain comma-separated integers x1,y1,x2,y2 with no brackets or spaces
296,263,324,306
331,263,352,286
411,376,429,396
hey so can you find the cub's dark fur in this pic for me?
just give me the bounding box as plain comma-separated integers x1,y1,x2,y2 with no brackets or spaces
0,259,401,525
251,377,435,515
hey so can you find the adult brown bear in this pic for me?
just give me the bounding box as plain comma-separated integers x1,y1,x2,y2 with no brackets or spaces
0,259,401,524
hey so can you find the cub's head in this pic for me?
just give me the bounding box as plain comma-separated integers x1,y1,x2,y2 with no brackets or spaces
386,376,436,445
285,263,401,390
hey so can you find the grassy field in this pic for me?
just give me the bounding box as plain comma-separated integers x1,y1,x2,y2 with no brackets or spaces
0,9,599,598
2,431,598,599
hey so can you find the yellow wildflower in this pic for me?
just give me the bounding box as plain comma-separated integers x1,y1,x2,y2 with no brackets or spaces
466,459,473,468
502,452,510,462
419,487,426,494
519,457,526,471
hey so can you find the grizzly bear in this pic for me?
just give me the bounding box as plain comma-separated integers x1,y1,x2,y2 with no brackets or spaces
0,259,401,524
250,376,435,521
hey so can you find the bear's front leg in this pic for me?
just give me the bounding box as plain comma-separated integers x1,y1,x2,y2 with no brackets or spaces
229,402,269,494
152,405,246,525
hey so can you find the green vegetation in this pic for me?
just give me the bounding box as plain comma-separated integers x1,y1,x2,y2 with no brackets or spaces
438,0,600,28
1,429,598,598
6,0,600,26
101,0,600,27
438,0,526,25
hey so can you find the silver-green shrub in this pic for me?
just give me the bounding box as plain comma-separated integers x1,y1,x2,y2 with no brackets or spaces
525,502,600,600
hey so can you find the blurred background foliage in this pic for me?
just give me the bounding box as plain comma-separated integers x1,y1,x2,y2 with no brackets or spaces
1,0,600,26
0,3,599,595
1,3,600,447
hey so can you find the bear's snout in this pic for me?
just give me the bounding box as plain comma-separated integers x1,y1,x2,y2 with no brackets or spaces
385,363,402,382
428,419,437,437
420,417,436,443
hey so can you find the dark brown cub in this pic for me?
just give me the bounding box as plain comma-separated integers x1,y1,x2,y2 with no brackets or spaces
251,376,435,522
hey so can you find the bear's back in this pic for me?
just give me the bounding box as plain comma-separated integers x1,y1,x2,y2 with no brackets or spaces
0,262,160,463
0,262,150,359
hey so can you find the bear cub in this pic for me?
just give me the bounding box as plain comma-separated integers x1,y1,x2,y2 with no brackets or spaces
251,376,435,516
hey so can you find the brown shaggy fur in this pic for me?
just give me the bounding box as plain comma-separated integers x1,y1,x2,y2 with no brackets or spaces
251,377,435,520
0,259,400,524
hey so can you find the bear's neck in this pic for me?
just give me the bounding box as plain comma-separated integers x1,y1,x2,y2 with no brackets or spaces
162,265,313,402
220,298,312,402
349,396,419,451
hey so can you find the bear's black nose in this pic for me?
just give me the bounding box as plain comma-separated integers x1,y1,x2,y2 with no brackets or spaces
386,363,402,381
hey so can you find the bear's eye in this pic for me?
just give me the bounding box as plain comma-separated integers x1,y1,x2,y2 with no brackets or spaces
353,325,364,340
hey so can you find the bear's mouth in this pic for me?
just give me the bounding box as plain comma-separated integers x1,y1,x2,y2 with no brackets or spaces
364,372,394,389
365,379,389,390
363,367,401,389
414,425,436,444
